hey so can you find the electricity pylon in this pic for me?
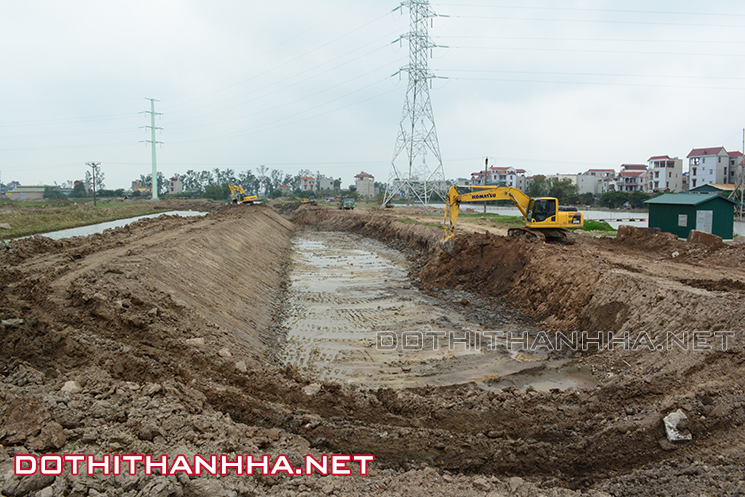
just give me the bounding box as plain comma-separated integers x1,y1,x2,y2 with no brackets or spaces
383,0,447,206
141,98,163,200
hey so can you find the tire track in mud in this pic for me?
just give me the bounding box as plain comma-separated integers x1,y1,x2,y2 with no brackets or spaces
277,230,590,390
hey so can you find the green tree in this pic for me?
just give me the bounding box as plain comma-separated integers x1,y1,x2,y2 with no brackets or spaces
599,190,629,209
628,190,651,208
203,183,229,200
70,182,87,197
43,186,65,198
547,178,579,204
527,175,548,198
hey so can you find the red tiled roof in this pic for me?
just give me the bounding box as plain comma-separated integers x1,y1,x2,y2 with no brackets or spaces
687,147,726,158
647,155,672,161
728,151,743,157
301,176,314,180
621,171,644,177
621,164,646,170
355,173,374,179
514,169,526,174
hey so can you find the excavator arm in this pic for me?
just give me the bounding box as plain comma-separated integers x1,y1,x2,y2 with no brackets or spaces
443,185,531,241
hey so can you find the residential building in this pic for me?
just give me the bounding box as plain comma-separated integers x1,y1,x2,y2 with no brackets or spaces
546,173,578,187
279,184,292,195
473,166,527,189
316,176,335,192
470,171,485,186
167,177,183,195
355,172,376,197
7,185,45,201
300,176,315,192
576,169,615,195
686,147,734,189
616,164,647,192
647,156,683,193
456,178,471,187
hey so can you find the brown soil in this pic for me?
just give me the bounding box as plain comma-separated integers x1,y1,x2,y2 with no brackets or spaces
1,204,744,496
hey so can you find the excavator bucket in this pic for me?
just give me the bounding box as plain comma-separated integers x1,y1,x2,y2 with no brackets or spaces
441,232,456,257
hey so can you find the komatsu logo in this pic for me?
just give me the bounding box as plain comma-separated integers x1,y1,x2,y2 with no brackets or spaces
472,193,497,200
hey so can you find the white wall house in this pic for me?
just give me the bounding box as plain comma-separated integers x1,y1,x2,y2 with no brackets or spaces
354,172,375,197
687,147,731,189
576,169,615,195
647,156,683,193
301,176,315,192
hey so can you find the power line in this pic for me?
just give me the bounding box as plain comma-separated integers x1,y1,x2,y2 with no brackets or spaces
432,4,745,18
446,14,745,28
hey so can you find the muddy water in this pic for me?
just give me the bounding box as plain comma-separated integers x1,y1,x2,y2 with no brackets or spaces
279,231,596,390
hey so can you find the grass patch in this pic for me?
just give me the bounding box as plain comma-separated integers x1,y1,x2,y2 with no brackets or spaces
570,220,616,232
396,218,442,228
0,199,176,240
457,213,526,227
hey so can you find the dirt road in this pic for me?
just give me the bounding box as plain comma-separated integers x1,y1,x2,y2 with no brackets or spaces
1,204,744,496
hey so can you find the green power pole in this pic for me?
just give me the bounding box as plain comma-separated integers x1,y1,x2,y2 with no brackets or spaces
142,98,162,200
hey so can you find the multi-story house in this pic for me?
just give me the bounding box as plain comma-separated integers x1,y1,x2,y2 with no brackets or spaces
647,156,683,193
576,169,615,195
301,176,315,192
354,172,375,197
686,147,742,189
617,164,647,192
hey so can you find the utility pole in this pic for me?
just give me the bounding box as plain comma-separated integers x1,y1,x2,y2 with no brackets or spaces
141,98,163,200
731,128,745,219
483,157,488,213
383,0,447,207
86,162,100,207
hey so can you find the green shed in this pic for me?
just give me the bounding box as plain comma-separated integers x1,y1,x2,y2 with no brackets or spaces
645,193,738,240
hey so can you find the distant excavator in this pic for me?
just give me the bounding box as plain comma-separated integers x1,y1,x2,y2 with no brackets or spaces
228,184,258,205
442,185,583,254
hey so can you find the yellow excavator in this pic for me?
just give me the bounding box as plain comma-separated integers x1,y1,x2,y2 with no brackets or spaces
228,184,258,205
442,185,583,253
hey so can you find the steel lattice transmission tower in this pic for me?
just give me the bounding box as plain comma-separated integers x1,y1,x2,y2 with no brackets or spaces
383,0,446,206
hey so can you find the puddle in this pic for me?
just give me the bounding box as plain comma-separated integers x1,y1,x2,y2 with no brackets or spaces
37,211,207,240
279,231,597,390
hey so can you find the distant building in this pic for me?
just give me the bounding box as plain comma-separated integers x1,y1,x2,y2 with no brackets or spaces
546,173,578,186
617,164,647,192
167,177,183,195
647,156,683,193
6,185,45,201
300,176,315,192
279,184,292,195
316,176,335,192
471,166,527,190
576,169,615,195
686,147,739,189
457,178,471,187
355,172,375,197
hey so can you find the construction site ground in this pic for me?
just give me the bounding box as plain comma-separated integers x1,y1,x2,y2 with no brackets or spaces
1,203,745,496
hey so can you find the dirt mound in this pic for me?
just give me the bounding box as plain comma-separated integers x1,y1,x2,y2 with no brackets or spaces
2,205,745,496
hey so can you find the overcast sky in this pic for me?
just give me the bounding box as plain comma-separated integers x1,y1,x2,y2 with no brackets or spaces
3,0,745,190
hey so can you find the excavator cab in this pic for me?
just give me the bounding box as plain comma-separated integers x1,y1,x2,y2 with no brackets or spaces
527,198,557,224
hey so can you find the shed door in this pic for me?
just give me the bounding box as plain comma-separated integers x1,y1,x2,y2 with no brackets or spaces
696,210,713,234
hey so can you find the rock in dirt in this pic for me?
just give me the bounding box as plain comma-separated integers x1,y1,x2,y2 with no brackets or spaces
302,383,322,395
664,409,692,442
687,229,723,248
60,380,82,394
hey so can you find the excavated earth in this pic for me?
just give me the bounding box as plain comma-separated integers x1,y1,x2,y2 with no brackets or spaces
1,203,744,496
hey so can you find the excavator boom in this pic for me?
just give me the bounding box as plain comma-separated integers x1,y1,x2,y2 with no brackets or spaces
442,184,583,254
